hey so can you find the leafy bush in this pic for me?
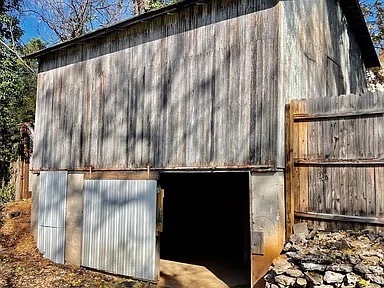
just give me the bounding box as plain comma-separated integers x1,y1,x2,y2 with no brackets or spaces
0,183,14,205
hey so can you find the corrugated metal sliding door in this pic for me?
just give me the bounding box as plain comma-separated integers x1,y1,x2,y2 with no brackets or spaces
38,171,68,264
82,180,157,281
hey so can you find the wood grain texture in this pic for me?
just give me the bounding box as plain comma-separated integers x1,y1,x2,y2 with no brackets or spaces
288,92,384,231
32,0,279,170
32,0,368,172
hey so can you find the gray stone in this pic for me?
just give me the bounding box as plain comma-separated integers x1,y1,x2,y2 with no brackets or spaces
292,244,303,252
360,255,380,265
301,262,327,272
324,271,345,284
365,274,384,285
313,285,333,288
275,274,296,286
327,263,353,273
307,229,318,240
305,272,323,285
369,265,383,275
296,277,307,287
285,268,303,278
354,263,371,274
301,254,333,265
293,222,309,236
345,272,361,285
348,256,359,265
290,233,306,244
340,239,351,250
272,258,293,275
285,252,301,262
264,272,274,283
283,242,292,252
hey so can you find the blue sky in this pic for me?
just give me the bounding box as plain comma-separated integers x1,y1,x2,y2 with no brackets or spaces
20,14,55,45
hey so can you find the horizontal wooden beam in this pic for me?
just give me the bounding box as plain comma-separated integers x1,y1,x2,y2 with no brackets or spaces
294,158,384,166
293,108,384,121
30,164,274,173
295,211,384,226
84,171,160,180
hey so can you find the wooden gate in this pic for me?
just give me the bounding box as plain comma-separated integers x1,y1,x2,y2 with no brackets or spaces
285,92,384,238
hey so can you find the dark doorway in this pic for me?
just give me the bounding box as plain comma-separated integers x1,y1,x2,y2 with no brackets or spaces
158,172,251,288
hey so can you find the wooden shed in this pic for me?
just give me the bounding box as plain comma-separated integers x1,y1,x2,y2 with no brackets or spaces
27,0,379,287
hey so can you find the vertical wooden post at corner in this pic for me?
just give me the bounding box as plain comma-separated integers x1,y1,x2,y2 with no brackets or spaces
285,102,295,242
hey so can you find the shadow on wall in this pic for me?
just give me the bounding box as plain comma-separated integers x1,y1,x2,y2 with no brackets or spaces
32,0,280,171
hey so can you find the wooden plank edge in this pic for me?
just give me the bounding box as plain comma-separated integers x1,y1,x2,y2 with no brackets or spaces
294,158,384,166
293,108,384,121
84,171,160,180
295,211,384,226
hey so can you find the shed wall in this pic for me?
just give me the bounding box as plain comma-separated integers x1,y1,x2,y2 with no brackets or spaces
33,0,279,170
275,0,367,167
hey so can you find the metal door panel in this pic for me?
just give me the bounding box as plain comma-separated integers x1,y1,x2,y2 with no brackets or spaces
38,171,67,264
82,180,157,281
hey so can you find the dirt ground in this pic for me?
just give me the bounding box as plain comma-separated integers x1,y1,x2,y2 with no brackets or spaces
0,199,153,288
0,200,247,288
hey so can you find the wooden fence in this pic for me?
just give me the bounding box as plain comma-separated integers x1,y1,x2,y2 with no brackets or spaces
285,92,384,238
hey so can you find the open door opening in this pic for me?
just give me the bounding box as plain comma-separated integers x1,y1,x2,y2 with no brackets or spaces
158,172,251,288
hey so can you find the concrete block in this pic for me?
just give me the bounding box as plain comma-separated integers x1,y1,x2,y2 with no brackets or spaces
250,172,285,287
30,173,40,241
65,173,84,267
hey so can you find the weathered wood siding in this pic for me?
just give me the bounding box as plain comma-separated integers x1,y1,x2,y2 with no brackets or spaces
276,0,367,167
33,0,279,170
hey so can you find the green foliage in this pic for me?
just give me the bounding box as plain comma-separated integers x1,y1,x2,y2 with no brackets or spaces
0,183,14,205
147,0,166,10
0,0,44,192
360,0,384,51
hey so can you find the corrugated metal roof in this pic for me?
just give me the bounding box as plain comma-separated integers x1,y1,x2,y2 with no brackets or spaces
25,0,380,68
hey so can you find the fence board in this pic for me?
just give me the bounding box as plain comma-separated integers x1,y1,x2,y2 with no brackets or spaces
286,92,384,233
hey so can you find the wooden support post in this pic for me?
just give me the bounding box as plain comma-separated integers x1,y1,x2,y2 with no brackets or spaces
285,103,295,241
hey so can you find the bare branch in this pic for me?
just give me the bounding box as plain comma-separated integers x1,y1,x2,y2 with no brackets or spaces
0,39,36,75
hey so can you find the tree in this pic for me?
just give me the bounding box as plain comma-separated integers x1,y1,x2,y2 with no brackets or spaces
24,0,133,42
360,0,384,51
359,0,384,91
0,0,44,200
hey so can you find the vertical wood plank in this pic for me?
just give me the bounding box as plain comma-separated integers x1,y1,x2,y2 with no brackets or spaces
356,94,367,216
307,98,316,213
285,102,295,241
298,99,308,212
338,95,349,230
322,96,332,214
292,100,301,213
366,92,376,217
330,95,340,230
315,97,325,214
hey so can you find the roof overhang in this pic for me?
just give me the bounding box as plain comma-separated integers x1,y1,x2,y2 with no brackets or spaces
25,0,206,59
339,0,380,68
26,0,380,68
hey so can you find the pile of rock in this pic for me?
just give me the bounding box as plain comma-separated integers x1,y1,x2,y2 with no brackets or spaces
264,224,384,288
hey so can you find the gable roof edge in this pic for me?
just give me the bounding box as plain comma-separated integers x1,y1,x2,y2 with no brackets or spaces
26,0,380,68
339,0,380,68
